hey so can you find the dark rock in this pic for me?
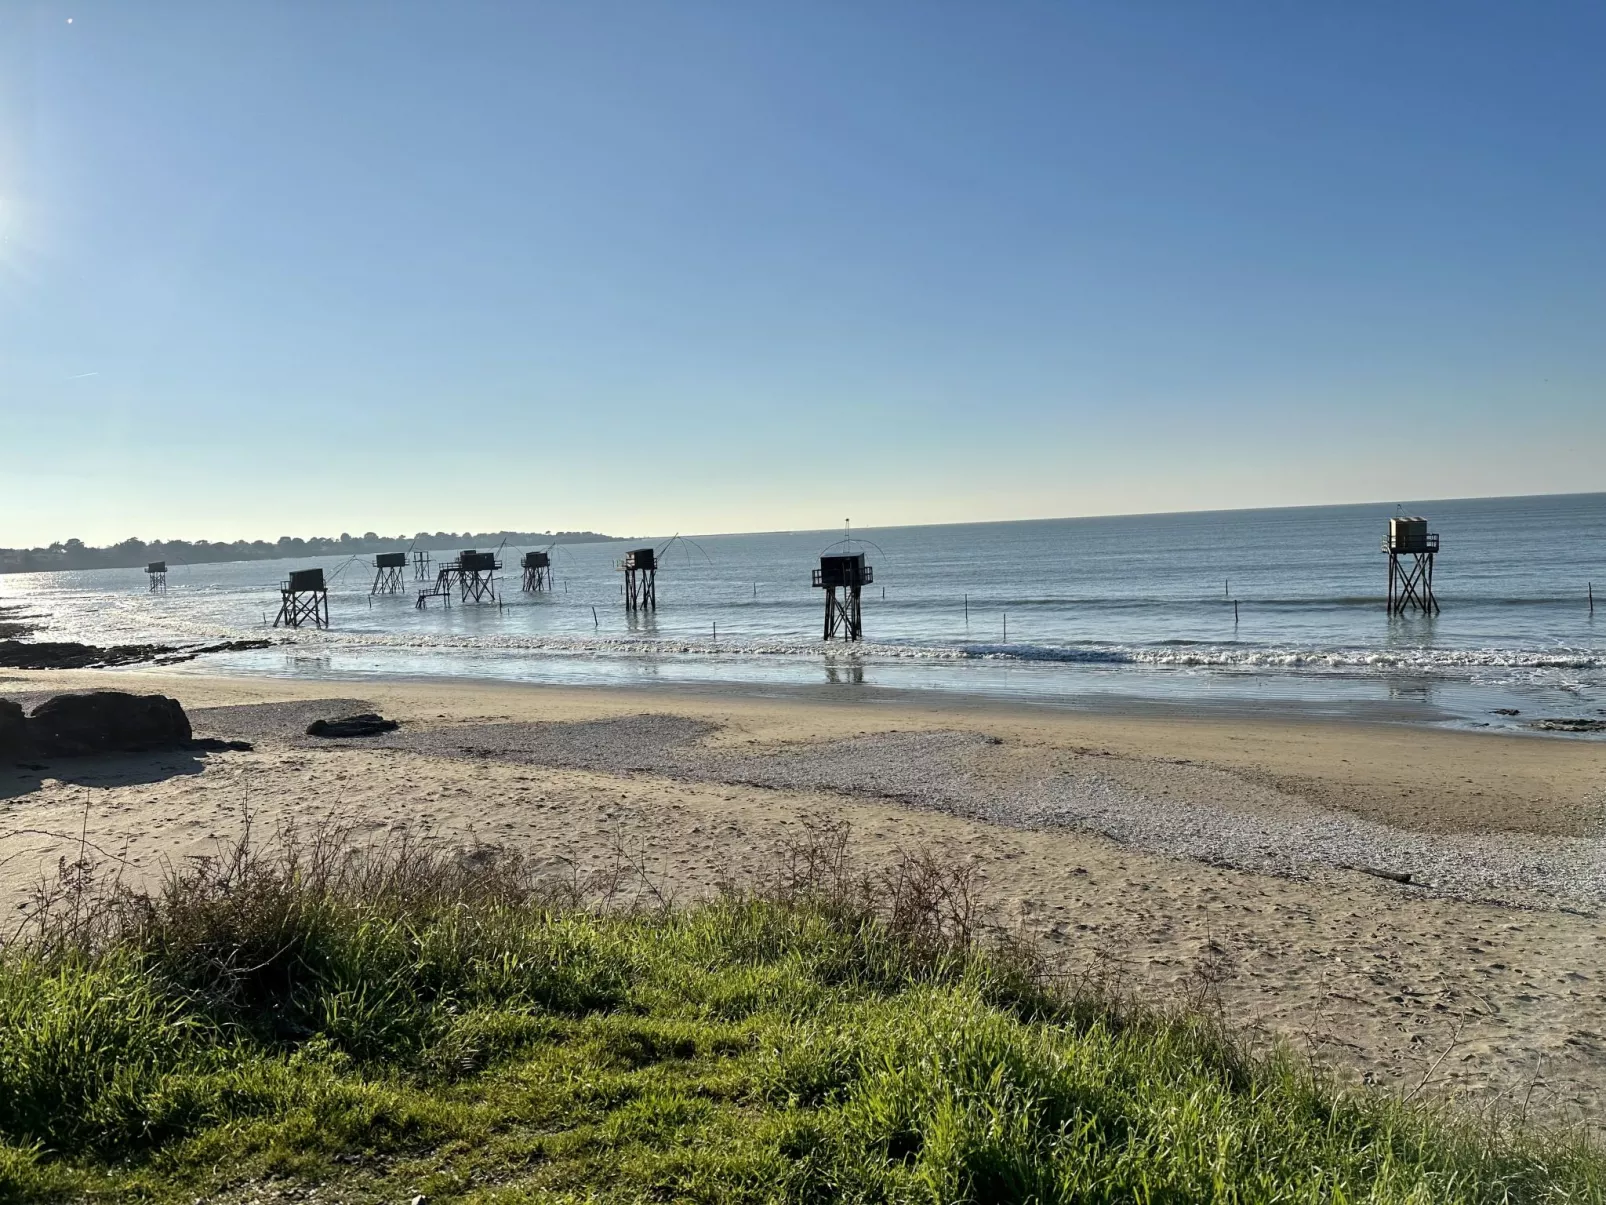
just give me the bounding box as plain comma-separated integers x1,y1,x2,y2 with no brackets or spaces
0,698,32,761
0,640,178,669
306,713,400,739
185,737,255,753
1354,865,1415,885
1492,708,1520,716
26,691,193,756
1531,718,1606,733
0,638,273,671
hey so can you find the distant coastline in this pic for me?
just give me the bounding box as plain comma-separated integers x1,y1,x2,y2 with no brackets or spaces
0,530,619,575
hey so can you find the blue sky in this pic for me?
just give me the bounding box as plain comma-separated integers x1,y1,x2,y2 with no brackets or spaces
1,1,1602,546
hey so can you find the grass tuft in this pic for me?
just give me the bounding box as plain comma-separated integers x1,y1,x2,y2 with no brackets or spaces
0,815,1598,1203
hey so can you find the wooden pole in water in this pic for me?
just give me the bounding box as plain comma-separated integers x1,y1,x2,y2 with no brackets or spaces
1003,612,1007,642
964,593,968,625
1591,583,1595,615
592,606,598,628
713,621,717,641
1234,600,1239,624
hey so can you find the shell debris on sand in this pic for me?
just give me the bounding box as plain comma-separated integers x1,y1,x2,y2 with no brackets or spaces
302,715,1606,912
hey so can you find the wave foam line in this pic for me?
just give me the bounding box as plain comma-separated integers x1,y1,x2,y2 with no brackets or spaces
251,629,1606,672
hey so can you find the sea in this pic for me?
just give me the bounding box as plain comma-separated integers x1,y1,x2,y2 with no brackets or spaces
4,493,1605,735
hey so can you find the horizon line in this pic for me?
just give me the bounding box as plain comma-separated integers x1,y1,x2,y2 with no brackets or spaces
657,488,1606,544
4,488,1602,554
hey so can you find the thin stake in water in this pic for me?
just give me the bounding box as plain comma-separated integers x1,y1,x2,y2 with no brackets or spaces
592,606,598,629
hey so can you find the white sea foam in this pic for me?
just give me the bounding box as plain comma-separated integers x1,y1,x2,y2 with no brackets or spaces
224,626,1604,677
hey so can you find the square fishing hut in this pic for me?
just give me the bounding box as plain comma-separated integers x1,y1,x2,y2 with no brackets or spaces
276,567,330,629
521,550,552,592
1382,517,1441,615
813,552,872,641
371,552,408,595
619,547,656,611
434,549,500,604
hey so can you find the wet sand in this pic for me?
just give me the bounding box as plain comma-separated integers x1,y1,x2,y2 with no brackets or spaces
2,669,1604,1125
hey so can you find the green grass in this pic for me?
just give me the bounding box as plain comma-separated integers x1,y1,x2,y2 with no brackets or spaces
0,822,1599,1204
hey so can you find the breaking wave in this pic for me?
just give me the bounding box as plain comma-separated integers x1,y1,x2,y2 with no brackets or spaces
250,627,1604,673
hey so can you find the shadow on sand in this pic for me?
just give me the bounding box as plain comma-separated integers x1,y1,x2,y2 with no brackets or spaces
0,742,248,802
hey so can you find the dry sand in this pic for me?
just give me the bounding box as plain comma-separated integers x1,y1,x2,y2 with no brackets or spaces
2,668,1604,1126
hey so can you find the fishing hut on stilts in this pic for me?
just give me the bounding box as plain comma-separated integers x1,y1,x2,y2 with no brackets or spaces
814,553,872,641
371,552,407,595
1383,517,1440,615
433,550,500,604
275,568,330,629
619,548,656,611
413,549,432,581
521,550,552,592
146,561,167,592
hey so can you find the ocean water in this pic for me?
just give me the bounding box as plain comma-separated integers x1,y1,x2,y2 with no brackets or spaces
4,494,1605,733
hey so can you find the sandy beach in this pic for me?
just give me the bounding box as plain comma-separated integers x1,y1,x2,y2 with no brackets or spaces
3,668,1604,1126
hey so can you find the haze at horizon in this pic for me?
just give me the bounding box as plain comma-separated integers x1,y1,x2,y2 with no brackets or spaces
2,1,1602,548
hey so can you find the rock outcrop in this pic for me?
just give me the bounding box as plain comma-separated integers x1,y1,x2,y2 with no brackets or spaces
25,691,193,757
0,638,273,670
0,698,30,760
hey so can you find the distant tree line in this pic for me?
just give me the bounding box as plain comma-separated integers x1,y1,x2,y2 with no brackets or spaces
0,531,619,575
